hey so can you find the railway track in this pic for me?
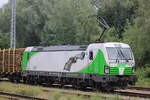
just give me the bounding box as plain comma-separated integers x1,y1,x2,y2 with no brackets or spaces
115,90,150,99
128,86,150,91
0,86,150,100
114,87,150,99
42,86,150,99
1,80,150,99
0,91,47,100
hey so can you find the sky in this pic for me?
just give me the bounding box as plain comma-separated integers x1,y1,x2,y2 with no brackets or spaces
0,0,8,8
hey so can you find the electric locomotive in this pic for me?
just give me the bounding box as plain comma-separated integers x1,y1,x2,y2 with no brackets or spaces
20,42,136,90
0,42,136,91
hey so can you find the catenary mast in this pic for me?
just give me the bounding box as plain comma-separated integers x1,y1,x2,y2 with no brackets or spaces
10,0,16,48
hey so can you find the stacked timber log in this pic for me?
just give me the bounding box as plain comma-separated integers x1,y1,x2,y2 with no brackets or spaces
0,48,25,73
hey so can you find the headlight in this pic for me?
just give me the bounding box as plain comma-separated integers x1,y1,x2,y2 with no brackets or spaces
105,66,110,74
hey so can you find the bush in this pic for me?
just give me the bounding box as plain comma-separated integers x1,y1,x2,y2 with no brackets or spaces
135,64,150,87
144,64,150,78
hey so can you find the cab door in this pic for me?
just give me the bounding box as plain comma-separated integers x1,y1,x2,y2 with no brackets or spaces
88,50,94,73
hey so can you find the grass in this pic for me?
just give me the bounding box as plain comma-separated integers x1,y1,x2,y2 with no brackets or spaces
0,82,43,96
0,81,147,100
48,91,124,100
0,82,15,93
0,81,125,100
15,85,43,96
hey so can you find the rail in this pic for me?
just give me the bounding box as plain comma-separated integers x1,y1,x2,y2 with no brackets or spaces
128,86,150,91
0,80,150,99
0,91,47,100
42,86,150,99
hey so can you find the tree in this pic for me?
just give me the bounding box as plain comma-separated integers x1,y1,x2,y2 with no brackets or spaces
41,0,99,45
0,32,9,48
123,0,150,66
0,0,99,47
96,0,138,39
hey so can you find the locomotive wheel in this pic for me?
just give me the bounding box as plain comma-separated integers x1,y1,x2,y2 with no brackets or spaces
102,88,114,92
32,79,38,85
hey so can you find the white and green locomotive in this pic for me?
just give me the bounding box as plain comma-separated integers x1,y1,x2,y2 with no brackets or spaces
21,42,136,90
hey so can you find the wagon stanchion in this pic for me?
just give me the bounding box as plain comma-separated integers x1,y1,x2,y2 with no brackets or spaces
13,48,15,73
8,48,11,72
2,49,5,73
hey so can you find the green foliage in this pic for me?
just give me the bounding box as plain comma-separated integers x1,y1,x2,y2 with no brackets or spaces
0,0,99,47
0,3,11,33
41,0,99,45
123,24,144,66
143,64,150,78
104,27,121,42
97,0,138,39
135,64,150,87
123,0,150,66
0,32,9,48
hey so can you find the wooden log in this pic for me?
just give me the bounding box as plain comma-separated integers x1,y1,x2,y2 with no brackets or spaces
0,48,25,73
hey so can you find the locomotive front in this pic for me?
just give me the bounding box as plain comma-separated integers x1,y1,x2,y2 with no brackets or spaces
100,42,137,89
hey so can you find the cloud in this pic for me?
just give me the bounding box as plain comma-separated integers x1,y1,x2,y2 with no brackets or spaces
0,0,8,8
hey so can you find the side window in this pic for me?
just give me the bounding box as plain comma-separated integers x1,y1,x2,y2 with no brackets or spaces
89,51,93,60
77,52,85,60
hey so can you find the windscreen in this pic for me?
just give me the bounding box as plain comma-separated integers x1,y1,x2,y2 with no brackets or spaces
106,47,133,60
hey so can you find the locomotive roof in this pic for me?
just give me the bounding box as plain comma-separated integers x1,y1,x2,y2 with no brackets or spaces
25,42,130,52
31,45,87,52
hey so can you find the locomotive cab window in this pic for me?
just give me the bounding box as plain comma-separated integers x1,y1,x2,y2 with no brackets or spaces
89,51,93,60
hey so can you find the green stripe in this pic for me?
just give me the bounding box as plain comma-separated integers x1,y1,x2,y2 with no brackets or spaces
78,50,107,75
124,67,133,75
109,67,119,75
21,51,39,71
109,67,133,75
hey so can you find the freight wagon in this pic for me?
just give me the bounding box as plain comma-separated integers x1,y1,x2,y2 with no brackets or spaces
0,48,24,78
0,42,137,91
